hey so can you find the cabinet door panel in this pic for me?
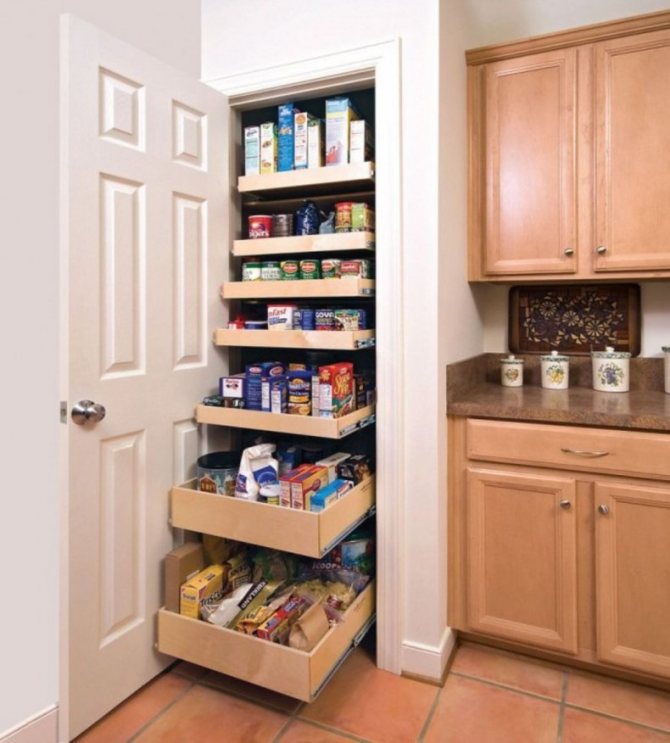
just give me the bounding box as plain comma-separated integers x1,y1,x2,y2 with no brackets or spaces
484,50,577,275
466,468,579,653
595,482,670,678
594,30,670,271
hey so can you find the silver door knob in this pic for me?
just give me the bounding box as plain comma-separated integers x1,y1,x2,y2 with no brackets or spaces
71,400,106,425
564,248,575,257
598,504,609,515
596,245,608,255
559,499,571,509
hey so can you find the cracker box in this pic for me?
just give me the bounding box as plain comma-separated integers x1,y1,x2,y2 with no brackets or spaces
244,126,260,176
280,464,313,507
294,112,316,170
316,452,351,483
290,464,329,510
307,118,324,168
180,564,225,619
165,542,204,613
278,103,299,172
325,97,359,166
349,119,374,164
260,122,278,174
319,362,354,419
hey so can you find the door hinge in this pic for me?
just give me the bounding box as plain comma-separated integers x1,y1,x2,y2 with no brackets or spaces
60,401,68,424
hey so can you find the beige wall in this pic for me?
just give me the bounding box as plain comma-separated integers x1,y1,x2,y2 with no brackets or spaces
0,1,200,736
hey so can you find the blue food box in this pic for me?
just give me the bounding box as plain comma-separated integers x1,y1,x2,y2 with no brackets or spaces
245,362,285,411
310,478,353,512
278,103,299,172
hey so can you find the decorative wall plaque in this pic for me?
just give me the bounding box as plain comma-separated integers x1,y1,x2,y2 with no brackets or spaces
509,284,641,356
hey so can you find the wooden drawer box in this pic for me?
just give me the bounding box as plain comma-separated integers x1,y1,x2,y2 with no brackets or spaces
170,477,375,558
466,419,670,480
157,581,375,701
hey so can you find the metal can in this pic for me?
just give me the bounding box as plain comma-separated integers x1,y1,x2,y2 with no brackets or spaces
248,214,273,239
273,213,293,237
260,261,282,280
280,259,300,280
242,261,262,281
301,308,315,330
321,258,341,279
299,259,321,280
334,202,354,233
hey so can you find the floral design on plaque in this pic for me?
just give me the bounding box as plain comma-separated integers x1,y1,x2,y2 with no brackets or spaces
545,364,565,385
597,362,624,388
504,367,520,382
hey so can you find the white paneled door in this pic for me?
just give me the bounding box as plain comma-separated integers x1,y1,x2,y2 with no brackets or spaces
61,17,227,739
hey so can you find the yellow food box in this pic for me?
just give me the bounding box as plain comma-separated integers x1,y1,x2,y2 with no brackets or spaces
180,564,224,619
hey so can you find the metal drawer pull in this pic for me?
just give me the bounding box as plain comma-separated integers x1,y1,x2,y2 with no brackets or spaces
560,447,610,458
598,504,610,515
559,500,571,509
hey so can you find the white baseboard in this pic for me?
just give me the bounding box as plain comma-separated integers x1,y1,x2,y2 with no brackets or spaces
0,706,58,743
401,627,457,681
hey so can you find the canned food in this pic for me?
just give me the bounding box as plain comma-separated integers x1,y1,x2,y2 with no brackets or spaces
248,214,273,239
299,259,321,280
280,260,300,280
334,202,354,233
273,213,293,237
261,261,282,280
321,258,341,279
351,203,375,232
242,261,262,281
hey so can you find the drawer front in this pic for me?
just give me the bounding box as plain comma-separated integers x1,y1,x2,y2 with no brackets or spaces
157,581,375,701
466,419,670,480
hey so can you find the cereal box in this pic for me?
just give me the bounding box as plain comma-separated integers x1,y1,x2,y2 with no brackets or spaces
307,118,324,168
180,564,225,619
244,126,260,176
294,112,316,170
290,464,329,510
325,97,359,166
349,119,374,164
260,122,277,174
278,103,299,172
319,362,354,419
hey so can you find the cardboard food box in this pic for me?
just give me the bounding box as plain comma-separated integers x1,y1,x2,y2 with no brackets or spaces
180,564,225,619
310,478,353,512
280,463,313,508
316,452,351,483
337,453,373,484
349,119,374,164
278,103,299,172
244,126,260,176
260,122,278,174
307,118,324,169
294,112,316,170
319,362,354,418
290,464,329,510
325,97,359,166
165,542,204,614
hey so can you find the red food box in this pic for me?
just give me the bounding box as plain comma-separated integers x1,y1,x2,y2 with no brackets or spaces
280,463,313,508
290,465,329,510
318,362,354,419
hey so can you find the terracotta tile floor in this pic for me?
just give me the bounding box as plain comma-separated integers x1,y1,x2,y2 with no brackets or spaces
76,641,670,742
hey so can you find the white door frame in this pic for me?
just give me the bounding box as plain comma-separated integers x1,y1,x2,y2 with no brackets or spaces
205,39,404,674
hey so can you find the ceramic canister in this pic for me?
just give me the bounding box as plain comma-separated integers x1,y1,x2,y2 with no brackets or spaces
500,354,524,387
541,350,570,390
663,346,670,394
591,346,631,393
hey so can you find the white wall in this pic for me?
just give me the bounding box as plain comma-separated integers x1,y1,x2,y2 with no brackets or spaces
202,0,473,675
466,0,670,358
0,1,200,736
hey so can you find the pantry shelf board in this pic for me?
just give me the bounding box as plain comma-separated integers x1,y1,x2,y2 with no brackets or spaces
170,476,375,558
238,162,375,196
196,404,376,439
157,580,375,702
213,329,375,350
233,232,375,257
241,189,375,214
221,278,375,299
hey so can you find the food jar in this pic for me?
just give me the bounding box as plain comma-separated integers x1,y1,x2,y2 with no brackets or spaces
197,451,240,497
500,354,524,387
248,214,273,239
663,346,670,394
241,261,262,281
260,261,282,280
591,346,631,392
272,213,293,237
540,350,570,390
334,201,354,233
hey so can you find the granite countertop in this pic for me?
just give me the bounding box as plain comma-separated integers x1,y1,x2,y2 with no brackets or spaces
447,354,670,432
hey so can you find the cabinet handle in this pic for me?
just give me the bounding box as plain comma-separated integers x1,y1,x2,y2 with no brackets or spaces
561,447,610,458
559,499,571,509
564,248,575,257
596,245,608,255
598,504,610,515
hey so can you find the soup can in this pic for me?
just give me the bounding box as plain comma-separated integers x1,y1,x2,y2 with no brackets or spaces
261,261,282,280
242,261,262,281
334,202,354,232
248,214,273,239
280,260,300,280
273,214,293,237
197,451,239,497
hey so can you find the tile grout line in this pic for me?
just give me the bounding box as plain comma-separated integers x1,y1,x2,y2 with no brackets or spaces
449,670,563,705
417,684,444,742
292,715,370,742
192,676,301,717
126,678,196,742
555,671,569,743
563,702,670,737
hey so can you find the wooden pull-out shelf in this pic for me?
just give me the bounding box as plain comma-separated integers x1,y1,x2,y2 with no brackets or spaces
238,162,374,195
157,580,375,702
213,328,375,351
233,232,375,257
196,404,375,439
170,476,375,558
222,279,374,300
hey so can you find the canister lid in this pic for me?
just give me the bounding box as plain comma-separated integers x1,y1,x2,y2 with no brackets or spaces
663,346,670,352
541,349,569,362
591,345,631,359
500,354,524,364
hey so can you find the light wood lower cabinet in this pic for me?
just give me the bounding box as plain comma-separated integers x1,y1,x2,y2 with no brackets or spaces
449,416,670,683
466,468,579,654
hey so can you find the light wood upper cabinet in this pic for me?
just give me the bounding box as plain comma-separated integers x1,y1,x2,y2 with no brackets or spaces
467,14,670,282
465,467,579,654
595,481,670,678
480,50,577,276
594,30,670,272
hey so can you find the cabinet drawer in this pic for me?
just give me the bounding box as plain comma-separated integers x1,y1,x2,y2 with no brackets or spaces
171,477,375,558
157,581,375,701
466,419,670,480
